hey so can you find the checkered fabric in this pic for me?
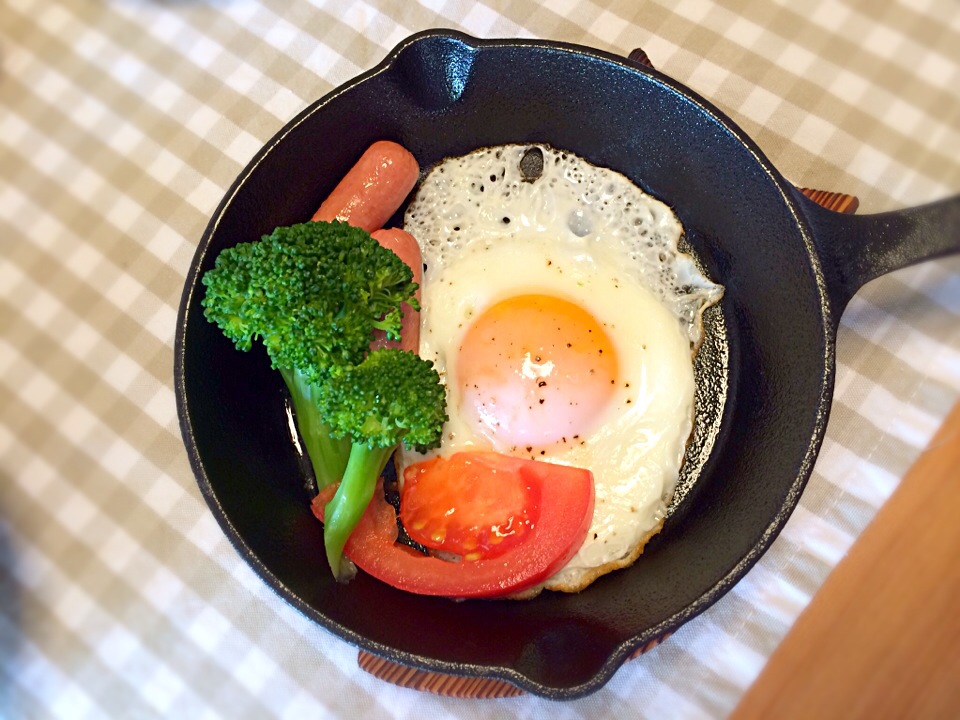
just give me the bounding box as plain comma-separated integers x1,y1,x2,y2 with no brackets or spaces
1,0,958,717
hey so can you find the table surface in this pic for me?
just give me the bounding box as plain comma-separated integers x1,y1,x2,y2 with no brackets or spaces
731,402,960,719
2,1,959,718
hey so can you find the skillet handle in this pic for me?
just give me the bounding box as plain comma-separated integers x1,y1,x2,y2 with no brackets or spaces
799,191,960,315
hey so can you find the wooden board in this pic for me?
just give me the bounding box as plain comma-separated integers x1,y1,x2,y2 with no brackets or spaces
730,402,960,719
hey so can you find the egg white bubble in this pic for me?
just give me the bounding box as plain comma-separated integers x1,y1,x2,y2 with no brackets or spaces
401,144,723,584
405,144,722,349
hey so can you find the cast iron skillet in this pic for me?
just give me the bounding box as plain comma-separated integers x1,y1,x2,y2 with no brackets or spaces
175,30,960,698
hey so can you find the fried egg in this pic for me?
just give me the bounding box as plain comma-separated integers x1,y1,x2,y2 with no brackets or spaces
401,144,722,592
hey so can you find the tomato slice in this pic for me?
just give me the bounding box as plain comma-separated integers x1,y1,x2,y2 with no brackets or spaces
311,452,594,598
400,452,540,561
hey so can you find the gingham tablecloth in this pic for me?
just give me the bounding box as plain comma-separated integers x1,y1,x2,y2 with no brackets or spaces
2,1,958,718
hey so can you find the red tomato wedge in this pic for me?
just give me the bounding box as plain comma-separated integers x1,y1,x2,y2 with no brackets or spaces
311,452,595,598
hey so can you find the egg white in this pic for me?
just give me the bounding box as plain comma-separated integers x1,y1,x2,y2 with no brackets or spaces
401,144,723,586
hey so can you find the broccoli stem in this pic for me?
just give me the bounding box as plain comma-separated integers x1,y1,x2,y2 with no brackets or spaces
323,442,396,580
279,367,350,490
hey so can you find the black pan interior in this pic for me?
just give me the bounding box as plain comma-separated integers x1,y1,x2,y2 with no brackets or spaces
177,32,833,697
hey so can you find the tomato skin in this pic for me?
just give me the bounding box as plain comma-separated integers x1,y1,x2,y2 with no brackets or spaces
312,453,595,598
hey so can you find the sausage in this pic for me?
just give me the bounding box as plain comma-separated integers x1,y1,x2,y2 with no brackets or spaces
312,141,420,232
369,228,421,353
313,142,423,351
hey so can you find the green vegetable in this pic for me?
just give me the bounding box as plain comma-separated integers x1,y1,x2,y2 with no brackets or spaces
318,348,447,579
201,221,446,579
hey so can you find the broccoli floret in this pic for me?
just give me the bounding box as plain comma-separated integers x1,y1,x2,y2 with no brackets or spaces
319,348,447,580
202,221,418,385
200,220,422,490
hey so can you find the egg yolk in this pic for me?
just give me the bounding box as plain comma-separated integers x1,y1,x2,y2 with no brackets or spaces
456,294,619,448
